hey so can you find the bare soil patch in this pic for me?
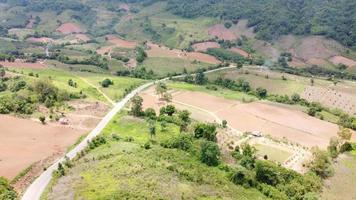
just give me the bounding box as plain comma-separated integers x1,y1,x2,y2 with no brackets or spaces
207,20,255,40
147,43,220,64
25,19,35,29
294,36,344,61
252,40,280,61
74,34,90,43
208,24,236,40
301,86,356,115
26,37,54,43
229,47,249,58
141,87,343,149
192,42,220,52
329,56,356,67
105,35,137,49
306,58,329,66
0,115,83,179
56,23,83,34
0,60,46,69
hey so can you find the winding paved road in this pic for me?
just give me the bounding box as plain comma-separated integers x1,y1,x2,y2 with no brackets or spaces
21,65,236,200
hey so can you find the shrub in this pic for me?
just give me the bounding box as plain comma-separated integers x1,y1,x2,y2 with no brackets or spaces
200,141,220,166
230,166,256,188
194,123,217,141
101,78,113,88
144,108,156,120
39,115,46,124
161,134,193,151
0,176,17,200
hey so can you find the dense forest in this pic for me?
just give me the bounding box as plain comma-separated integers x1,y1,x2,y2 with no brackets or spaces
167,0,356,49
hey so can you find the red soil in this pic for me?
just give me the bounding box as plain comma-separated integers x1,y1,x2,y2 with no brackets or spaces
141,87,347,148
25,19,35,29
56,23,83,34
229,47,249,58
329,56,356,67
0,60,46,69
192,42,220,52
147,43,220,64
0,115,83,179
208,24,236,40
301,86,356,115
106,35,137,49
75,34,90,42
26,37,54,43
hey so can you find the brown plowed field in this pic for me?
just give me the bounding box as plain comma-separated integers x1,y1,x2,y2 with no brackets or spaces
56,23,83,34
0,60,46,69
192,42,220,52
329,56,356,67
301,86,356,115
26,37,54,43
230,47,249,58
141,86,350,149
0,115,83,179
105,35,137,49
207,24,236,40
147,43,220,64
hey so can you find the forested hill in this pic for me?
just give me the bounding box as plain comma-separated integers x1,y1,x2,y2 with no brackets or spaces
166,0,356,49
0,0,355,49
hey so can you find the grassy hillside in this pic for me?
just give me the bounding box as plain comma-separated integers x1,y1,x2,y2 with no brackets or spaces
43,113,266,200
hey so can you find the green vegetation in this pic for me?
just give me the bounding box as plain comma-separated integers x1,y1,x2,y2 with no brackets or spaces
0,177,17,200
167,0,356,49
168,81,257,102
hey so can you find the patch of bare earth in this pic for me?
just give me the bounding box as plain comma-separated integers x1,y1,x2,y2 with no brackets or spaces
192,42,220,52
26,37,54,43
105,35,137,49
25,19,35,29
207,20,255,40
301,86,356,115
0,115,83,180
229,47,249,58
141,87,343,149
329,56,356,67
306,58,329,66
253,40,280,61
208,24,236,40
294,36,344,61
74,34,90,43
56,23,83,34
147,43,220,64
0,60,46,69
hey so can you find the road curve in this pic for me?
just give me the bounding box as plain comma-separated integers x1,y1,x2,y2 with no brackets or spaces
21,65,236,200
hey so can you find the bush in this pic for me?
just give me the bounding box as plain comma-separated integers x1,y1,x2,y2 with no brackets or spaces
230,166,256,188
39,115,46,124
0,176,17,200
144,108,156,120
161,134,193,151
101,78,113,88
194,123,217,141
200,141,220,166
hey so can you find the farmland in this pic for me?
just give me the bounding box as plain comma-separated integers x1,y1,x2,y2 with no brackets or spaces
141,83,346,149
0,0,355,199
